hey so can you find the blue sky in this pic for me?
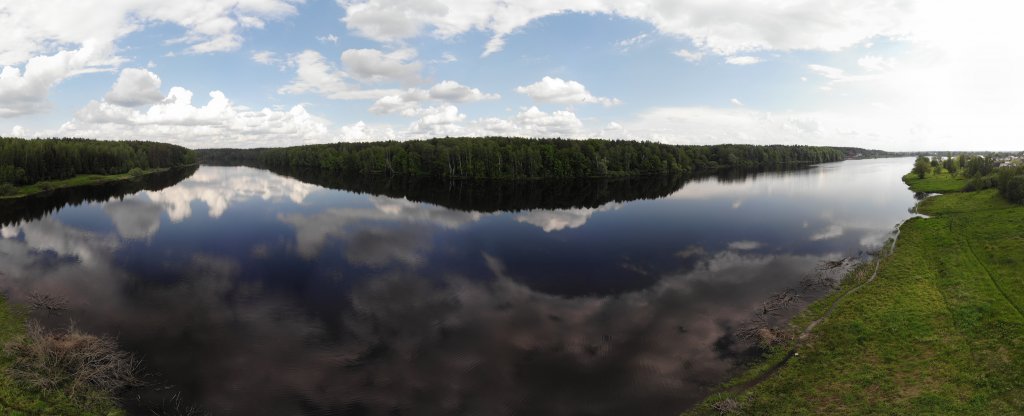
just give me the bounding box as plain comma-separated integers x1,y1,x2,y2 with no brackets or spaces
1,1,1021,150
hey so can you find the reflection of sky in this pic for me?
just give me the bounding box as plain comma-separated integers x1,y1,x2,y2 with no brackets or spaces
0,159,917,415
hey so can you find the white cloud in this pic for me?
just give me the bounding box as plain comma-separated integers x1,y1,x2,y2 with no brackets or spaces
104,68,164,107
470,107,584,138
857,55,895,71
55,86,334,148
279,50,400,100
317,34,340,44
617,33,650,51
1,0,300,66
369,89,430,116
398,106,584,139
730,98,743,107
674,49,704,62
515,76,620,106
616,106,901,149
251,51,280,65
0,0,298,118
439,53,458,63
511,106,584,136
338,0,912,57
428,80,500,102
340,48,422,84
725,56,762,65
406,105,467,137
339,121,396,141
0,41,119,117
370,81,499,116
807,64,845,80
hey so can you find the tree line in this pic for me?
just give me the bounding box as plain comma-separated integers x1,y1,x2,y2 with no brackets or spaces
0,137,196,187
915,153,1024,204
197,137,866,179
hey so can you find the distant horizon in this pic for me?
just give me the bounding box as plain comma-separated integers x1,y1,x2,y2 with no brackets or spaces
5,135,1022,154
2,1,1021,151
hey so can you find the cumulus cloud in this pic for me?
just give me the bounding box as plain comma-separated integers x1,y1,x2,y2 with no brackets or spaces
279,50,400,100
370,81,499,116
406,105,467,137
340,48,422,84
56,86,334,148
0,0,298,117
0,41,119,117
515,76,620,106
104,68,164,107
1,0,299,66
369,89,431,116
338,0,913,57
428,80,500,102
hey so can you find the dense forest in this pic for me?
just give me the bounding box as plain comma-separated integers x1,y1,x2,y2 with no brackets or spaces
198,137,879,179
0,137,195,187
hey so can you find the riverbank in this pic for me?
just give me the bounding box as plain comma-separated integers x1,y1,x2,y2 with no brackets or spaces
687,170,1024,414
0,300,124,415
1,168,173,200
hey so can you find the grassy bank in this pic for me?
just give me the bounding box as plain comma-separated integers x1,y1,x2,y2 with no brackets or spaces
0,168,169,200
0,300,125,415
901,169,967,193
688,173,1024,414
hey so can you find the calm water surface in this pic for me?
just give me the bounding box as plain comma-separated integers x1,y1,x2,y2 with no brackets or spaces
0,158,918,415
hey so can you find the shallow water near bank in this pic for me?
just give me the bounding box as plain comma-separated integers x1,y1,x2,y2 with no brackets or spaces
0,158,917,415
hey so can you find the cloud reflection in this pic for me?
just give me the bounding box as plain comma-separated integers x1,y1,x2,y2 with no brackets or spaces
513,203,621,232
144,166,319,221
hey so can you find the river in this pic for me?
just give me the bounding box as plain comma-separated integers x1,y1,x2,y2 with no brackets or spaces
0,157,918,415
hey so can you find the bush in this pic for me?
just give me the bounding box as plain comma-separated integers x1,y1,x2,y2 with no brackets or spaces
998,174,1024,204
5,321,140,401
128,167,145,177
0,182,16,196
964,174,997,192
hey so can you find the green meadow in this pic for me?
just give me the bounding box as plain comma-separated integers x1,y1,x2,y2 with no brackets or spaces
689,171,1024,415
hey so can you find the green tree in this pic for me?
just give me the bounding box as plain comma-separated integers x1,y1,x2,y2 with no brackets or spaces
913,156,931,179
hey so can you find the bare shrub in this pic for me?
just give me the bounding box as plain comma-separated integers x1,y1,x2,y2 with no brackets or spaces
5,321,140,401
27,292,69,312
712,397,742,414
148,391,211,416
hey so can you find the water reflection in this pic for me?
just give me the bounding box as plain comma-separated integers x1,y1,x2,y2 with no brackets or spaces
0,159,918,415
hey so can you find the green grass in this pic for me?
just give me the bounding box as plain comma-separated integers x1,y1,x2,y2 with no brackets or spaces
689,174,1024,415
0,301,123,415
902,169,968,193
0,168,166,200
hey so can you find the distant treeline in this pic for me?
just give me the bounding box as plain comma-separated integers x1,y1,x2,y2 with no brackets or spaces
0,166,198,227
197,137,879,179
0,137,195,186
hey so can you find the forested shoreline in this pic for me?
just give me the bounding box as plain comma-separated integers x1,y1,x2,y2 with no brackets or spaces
197,137,885,179
0,137,195,196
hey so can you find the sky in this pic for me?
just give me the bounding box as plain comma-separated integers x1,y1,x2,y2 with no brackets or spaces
0,0,1021,151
